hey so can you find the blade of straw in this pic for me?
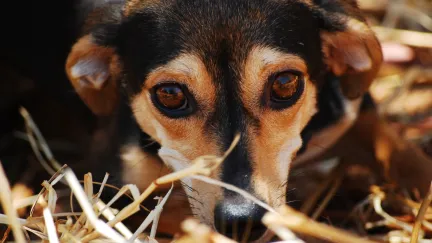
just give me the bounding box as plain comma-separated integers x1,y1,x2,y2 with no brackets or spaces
0,161,26,243
411,182,432,243
19,107,62,172
63,168,125,242
96,173,110,200
95,200,139,242
150,184,174,239
43,207,60,243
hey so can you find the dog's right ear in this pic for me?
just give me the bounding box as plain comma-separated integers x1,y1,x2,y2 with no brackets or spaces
314,0,383,100
66,34,121,116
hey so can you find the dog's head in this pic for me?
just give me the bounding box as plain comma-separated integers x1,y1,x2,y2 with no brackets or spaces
66,0,382,241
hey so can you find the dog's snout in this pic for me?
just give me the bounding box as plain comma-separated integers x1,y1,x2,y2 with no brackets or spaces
214,196,267,241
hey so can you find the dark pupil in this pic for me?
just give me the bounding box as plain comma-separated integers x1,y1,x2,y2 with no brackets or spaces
156,85,186,109
271,73,299,100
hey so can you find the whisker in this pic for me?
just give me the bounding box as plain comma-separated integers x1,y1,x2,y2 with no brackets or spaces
287,187,297,194
286,199,302,205
186,195,204,205
139,140,158,149
180,181,199,194
278,180,288,188
277,187,298,201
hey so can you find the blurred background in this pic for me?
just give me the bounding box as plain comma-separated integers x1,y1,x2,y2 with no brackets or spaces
359,0,432,156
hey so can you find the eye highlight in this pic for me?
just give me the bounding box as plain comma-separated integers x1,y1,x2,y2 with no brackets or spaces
155,84,187,109
271,72,299,101
267,71,304,109
150,82,195,118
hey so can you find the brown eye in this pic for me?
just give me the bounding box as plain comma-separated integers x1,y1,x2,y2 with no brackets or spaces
154,83,187,110
271,72,300,101
151,82,196,118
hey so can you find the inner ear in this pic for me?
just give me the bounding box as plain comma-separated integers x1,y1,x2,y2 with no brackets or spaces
71,58,110,90
321,18,383,99
65,35,121,116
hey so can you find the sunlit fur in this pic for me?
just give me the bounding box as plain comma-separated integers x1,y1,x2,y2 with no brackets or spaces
65,0,383,241
131,47,317,230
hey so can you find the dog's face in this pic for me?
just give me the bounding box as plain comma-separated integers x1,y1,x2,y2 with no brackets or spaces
66,0,382,241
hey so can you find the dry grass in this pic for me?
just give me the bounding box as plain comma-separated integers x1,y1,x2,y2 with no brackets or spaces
0,106,430,243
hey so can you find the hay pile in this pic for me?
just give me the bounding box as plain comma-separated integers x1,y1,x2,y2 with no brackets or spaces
0,106,431,243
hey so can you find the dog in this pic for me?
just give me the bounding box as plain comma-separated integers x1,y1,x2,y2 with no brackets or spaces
64,0,432,242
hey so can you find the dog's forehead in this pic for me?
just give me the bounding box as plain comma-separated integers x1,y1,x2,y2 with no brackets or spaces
118,0,324,82
160,0,315,47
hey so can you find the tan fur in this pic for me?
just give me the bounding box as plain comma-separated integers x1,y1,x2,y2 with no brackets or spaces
131,53,223,225
132,54,217,159
249,81,317,208
130,47,320,224
241,46,308,117
123,0,162,16
242,46,317,208
65,35,121,116
63,1,390,239
129,47,318,225
65,13,383,236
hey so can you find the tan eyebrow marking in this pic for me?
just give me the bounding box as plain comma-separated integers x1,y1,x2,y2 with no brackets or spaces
242,45,308,116
140,53,216,113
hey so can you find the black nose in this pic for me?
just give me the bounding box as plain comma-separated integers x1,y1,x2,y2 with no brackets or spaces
214,196,267,242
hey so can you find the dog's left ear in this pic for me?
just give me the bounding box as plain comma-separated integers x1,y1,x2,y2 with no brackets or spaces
317,1,383,99
66,34,121,116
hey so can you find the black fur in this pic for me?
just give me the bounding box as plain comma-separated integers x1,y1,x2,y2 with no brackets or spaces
79,0,373,197
107,0,328,191
73,0,373,239
298,74,345,154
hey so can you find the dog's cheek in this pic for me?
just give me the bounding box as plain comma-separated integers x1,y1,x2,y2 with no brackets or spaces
250,79,318,206
277,136,303,181
251,133,304,208
158,147,192,172
131,93,163,142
